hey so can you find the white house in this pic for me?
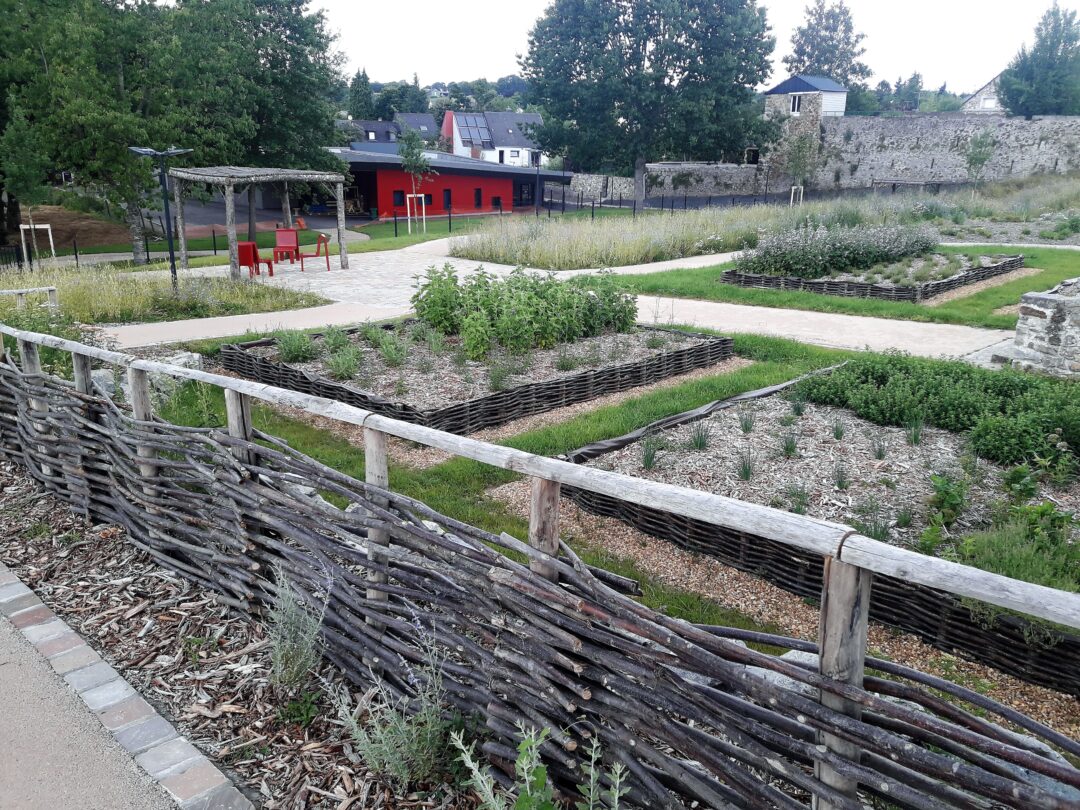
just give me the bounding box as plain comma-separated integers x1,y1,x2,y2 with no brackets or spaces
764,75,848,118
441,111,545,167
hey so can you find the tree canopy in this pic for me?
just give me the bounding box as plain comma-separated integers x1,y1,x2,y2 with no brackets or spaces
783,0,872,89
348,70,376,119
999,2,1080,118
0,0,343,252
373,77,430,119
522,0,776,203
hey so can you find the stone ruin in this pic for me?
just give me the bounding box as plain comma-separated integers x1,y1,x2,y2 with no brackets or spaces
994,277,1080,378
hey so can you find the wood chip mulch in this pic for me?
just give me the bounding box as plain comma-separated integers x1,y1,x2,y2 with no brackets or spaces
0,461,476,810
487,478,1080,740
920,266,1043,307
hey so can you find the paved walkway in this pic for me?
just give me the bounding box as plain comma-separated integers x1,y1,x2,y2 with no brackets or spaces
101,238,1014,360
0,615,174,809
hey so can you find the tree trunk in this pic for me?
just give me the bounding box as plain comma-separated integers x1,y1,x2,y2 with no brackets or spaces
127,202,148,265
27,206,41,264
633,155,647,210
1,187,20,246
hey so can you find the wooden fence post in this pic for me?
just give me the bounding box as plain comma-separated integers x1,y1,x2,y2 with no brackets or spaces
15,293,26,309
68,350,95,513
528,477,561,582
17,338,51,478
47,288,59,309
127,367,158,489
364,427,390,632
224,389,254,464
815,557,872,809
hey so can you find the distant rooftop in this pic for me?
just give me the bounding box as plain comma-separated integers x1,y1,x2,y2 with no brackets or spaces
327,147,569,181
765,75,848,95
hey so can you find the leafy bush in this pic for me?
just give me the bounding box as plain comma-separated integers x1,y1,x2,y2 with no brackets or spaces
325,347,360,380
735,223,937,279
411,265,636,359
267,567,324,688
276,331,320,363
321,326,352,354
797,353,1079,466
959,504,1078,592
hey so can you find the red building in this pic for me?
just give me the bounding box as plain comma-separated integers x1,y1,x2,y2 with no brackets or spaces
327,147,570,219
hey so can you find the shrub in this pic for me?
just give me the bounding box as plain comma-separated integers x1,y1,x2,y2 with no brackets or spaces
330,630,456,791
959,505,1078,592
276,331,319,363
735,223,937,279
325,347,360,380
796,353,1079,467
412,266,637,354
461,310,493,361
267,568,324,688
379,333,408,367
321,326,352,354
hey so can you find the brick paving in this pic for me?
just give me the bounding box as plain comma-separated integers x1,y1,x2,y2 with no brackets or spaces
0,561,253,809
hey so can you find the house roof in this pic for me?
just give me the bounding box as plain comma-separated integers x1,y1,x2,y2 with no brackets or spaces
962,73,1002,105
483,111,543,148
170,166,345,185
327,147,569,182
351,120,398,141
765,75,848,95
395,113,438,138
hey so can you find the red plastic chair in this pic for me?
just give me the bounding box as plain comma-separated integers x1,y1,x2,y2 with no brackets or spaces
300,233,332,272
273,228,299,264
238,241,273,278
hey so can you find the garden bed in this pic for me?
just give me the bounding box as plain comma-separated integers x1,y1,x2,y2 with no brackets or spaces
721,254,1024,302
561,373,1080,695
221,324,734,434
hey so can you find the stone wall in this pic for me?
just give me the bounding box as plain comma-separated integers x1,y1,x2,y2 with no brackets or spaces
645,162,766,196
568,172,634,201
995,278,1080,379
811,113,1080,190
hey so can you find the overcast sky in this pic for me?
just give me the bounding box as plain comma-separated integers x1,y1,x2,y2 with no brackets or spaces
314,0,1076,94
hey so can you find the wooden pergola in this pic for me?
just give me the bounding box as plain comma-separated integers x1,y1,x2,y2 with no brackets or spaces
169,166,350,280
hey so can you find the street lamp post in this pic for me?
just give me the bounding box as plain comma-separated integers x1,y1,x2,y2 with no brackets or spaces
128,146,192,290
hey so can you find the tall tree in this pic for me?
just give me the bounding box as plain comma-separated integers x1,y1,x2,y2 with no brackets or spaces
523,0,776,206
783,0,872,88
999,2,1080,118
348,69,375,119
0,109,51,260
397,128,435,229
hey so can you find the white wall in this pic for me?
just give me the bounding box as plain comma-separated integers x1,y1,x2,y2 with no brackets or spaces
821,91,847,117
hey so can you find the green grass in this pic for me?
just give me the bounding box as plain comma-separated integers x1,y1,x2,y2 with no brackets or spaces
160,333,843,635
612,245,1080,329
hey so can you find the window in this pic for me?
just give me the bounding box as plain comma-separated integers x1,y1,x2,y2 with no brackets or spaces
744,147,760,165
423,193,433,205
389,131,396,141
491,196,502,210
419,125,429,131
474,188,483,208
392,190,405,206
790,95,802,115
443,189,452,210
510,150,520,158
367,131,376,141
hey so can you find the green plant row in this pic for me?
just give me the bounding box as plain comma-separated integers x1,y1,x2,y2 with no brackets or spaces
411,264,636,360
796,353,1080,466
734,223,938,279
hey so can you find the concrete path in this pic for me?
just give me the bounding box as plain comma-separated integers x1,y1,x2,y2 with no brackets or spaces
639,296,1013,360
0,615,174,810
101,238,1015,360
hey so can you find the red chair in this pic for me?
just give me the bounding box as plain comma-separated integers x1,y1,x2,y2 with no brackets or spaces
300,233,332,272
238,241,273,278
273,228,299,264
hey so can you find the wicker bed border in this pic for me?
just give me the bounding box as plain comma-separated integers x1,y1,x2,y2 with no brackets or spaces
721,255,1025,302
220,325,734,434
561,376,1080,697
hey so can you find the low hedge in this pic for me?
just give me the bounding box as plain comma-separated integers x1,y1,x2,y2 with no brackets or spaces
796,353,1080,465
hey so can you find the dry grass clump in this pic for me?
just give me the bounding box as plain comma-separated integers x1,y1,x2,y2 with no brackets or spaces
0,262,325,325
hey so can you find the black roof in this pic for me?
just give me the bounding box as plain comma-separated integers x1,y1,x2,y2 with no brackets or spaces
395,113,438,139
351,120,398,141
483,112,543,148
765,75,847,95
327,147,570,182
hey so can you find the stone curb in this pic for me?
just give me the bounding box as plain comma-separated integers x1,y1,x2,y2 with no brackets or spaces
0,562,254,810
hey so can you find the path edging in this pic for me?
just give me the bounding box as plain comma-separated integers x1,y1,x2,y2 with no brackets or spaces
0,562,253,810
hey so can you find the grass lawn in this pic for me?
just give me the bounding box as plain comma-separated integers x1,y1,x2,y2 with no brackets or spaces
161,333,845,635
608,245,1080,330
62,228,326,256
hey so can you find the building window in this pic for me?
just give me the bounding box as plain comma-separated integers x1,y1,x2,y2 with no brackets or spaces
389,131,396,141
491,196,502,210
474,188,482,208
790,95,802,115
367,131,376,141
392,190,405,206
510,150,520,158
423,193,433,205
744,147,760,165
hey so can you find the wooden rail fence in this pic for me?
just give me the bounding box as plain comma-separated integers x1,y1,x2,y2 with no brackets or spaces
1,286,59,310
1,323,1079,809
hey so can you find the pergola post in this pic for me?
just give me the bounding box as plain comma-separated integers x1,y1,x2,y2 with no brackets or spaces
224,183,240,281
335,181,349,270
281,182,293,228
247,185,257,242
173,178,188,271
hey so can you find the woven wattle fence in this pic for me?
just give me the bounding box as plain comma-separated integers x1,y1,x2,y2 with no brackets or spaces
562,377,1080,697
721,256,1025,302
220,326,734,435
1,347,1079,808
